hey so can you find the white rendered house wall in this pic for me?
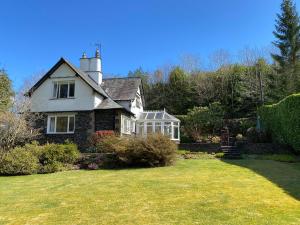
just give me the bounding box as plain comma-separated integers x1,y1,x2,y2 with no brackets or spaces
30,63,103,112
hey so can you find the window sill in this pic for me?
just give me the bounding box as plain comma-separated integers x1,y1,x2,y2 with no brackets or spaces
49,97,76,100
47,132,75,135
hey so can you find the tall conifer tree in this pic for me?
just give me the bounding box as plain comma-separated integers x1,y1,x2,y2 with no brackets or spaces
272,0,300,93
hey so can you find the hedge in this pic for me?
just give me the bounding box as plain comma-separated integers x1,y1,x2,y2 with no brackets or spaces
258,93,300,152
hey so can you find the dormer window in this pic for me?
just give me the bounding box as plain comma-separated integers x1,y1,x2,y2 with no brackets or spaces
53,81,75,99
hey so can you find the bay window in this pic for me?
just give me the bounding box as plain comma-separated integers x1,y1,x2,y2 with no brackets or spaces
47,115,75,134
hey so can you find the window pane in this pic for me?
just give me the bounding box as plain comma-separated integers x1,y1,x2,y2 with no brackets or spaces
131,121,135,133
123,119,126,132
69,83,75,97
59,84,68,98
53,83,58,98
56,116,68,132
127,120,131,133
147,122,153,134
146,113,155,119
68,116,75,132
49,117,55,132
155,112,163,119
155,122,161,133
164,114,171,119
174,126,179,139
137,122,144,135
164,122,172,138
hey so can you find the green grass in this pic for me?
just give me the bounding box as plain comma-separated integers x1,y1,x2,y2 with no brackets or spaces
1,159,300,225
246,154,300,163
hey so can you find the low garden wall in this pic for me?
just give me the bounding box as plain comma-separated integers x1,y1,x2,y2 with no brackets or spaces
179,143,221,153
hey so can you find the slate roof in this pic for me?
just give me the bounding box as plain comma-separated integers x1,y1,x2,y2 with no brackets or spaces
96,98,124,110
101,77,142,101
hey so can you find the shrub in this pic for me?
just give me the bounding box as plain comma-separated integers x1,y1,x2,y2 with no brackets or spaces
89,130,115,148
236,134,244,141
39,161,66,174
224,118,256,136
37,142,79,173
211,136,221,144
79,153,121,169
0,142,80,175
38,142,79,165
215,152,225,158
246,127,270,143
95,135,128,153
182,102,224,142
258,93,300,152
0,147,39,175
93,134,177,168
123,134,177,167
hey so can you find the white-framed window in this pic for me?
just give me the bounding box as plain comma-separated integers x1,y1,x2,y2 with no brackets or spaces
131,121,136,133
52,81,75,99
137,122,144,136
155,122,161,133
164,122,172,138
122,115,131,134
173,122,180,140
47,115,75,134
146,122,153,134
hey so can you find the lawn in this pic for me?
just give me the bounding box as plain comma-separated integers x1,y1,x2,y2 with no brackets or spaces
1,159,300,225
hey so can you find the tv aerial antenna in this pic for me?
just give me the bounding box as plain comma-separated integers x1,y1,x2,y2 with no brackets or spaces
94,42,102,58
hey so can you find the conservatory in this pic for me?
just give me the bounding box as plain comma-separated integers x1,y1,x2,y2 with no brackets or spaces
136,110,180,142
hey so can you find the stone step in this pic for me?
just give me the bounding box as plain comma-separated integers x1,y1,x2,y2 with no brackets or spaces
221,145,237,148
223,155,242,159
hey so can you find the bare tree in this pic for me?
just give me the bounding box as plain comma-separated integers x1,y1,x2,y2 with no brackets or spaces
0,71,44,152
209,49,232,70
179,53,202,73
238,46,272,66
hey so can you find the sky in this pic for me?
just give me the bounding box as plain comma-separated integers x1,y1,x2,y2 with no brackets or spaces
0,0,299,90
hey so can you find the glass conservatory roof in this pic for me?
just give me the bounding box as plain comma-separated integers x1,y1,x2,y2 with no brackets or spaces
137,110,180,122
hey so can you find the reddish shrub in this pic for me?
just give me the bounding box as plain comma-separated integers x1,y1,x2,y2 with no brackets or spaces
90,130,115,147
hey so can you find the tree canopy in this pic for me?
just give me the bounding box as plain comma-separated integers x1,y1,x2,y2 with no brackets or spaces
0,70,14,112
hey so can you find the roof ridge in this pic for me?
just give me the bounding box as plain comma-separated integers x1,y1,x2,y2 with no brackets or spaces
103,76,141,80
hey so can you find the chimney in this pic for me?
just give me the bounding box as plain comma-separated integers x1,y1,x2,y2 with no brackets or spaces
79,49,102,85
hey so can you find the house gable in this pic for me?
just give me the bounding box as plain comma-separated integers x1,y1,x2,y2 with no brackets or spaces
30,62,104,112
28,58,108,98
50,63,76,78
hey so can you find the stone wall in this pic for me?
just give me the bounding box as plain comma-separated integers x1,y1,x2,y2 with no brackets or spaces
95,109,116,131
34,111,94,151
178,143,221,153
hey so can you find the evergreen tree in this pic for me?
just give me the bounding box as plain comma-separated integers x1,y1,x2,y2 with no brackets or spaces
272,0,300,92
0,69,14,112
167,67,193,115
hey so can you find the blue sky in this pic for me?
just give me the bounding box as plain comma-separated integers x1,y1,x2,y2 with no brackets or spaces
0,0,299,90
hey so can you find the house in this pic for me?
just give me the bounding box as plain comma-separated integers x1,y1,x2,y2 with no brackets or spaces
28,49,180,149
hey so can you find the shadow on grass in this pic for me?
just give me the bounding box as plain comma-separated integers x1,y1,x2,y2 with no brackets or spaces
221,158,300,200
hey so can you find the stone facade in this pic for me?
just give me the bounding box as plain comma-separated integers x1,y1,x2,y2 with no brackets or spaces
34,111,94,150
95,109,116,131
33,109,133,151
